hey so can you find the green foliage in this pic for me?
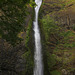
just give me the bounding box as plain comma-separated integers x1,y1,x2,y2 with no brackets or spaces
21,18,33,75
22,50,34,75
41,15,59,41
40,0,75,74
63,30,75,37
25,20,32,50
51,70,61,75
59,30,75,44
70,68,75,72
40,15,61,73
46,51,56,71
65,0,75,5
29,2,36,7
0,0,31,46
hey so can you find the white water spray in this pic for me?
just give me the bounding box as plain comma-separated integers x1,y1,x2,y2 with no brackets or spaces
33,0,43,75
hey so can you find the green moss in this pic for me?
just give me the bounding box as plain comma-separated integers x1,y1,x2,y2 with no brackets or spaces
25,19,32,50
22,50,34,75
60,30,75,40
51,70,61,75
39,1,75,75
62,42,75,48
63,43,73,48
21,16,34,75
70,68,75,71
46,51,56,71
41,15,60,42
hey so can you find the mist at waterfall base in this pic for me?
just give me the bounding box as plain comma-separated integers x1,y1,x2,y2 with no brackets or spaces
33,0,43,75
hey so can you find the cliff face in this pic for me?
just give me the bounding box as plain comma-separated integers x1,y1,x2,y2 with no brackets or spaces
39,0,75,75
0,5,34,75
41,0,75,29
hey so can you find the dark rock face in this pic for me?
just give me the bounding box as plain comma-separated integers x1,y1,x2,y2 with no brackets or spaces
0,39,26,75
0,5,34,75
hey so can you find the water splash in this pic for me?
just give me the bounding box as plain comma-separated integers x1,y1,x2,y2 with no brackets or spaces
33,0,43,75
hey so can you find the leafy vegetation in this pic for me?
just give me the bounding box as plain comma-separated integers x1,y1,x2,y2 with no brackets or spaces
25,19,32,50
40,0,75,74
41,15,60,42
0,0,34,75
0,0,75,75
22,50,34,75
51,70,61,75
0,0,34,46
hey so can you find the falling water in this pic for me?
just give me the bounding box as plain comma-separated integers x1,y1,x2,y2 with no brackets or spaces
33,0,43,75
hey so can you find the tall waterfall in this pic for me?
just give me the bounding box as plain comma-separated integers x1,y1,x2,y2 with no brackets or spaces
33,0,43,75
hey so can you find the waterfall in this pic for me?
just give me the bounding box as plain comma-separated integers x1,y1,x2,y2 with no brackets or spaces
33,0,43,75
